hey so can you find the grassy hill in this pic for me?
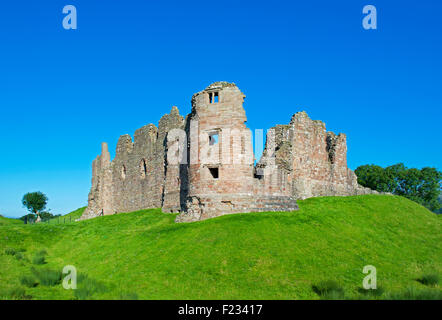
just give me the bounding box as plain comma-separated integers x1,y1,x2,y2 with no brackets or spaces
46,207,87,224
0,216,22,227
0,195,440,300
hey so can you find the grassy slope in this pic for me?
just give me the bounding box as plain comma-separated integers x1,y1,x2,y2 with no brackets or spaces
0,195,440,299
47,207,87,224
0,216,22,227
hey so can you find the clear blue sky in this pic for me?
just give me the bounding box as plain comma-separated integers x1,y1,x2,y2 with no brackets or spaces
0,0,441,218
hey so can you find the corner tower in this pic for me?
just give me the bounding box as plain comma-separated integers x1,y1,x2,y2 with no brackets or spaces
177,82,257,221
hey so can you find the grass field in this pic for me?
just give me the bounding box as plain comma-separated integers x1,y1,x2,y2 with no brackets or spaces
0,195,440,300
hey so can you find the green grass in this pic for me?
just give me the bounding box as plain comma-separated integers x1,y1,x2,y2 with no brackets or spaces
32,254,46,265
417,273,439,286
312,280,345,299
0,195,440,300
0,216,22,226
20,275,38,288
46,207,87,225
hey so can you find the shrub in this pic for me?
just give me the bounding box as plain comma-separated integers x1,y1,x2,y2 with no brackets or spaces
32,254,46,265
417,273,439,286
5,248,16,256
20,275,38,288
0,287,31,300
15,252,25,261
34,269,61,286
312,280,345,300
8,287,27,299
357,286,384,298
74,274,107,300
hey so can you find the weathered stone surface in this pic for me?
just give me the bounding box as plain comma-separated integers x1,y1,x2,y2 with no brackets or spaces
258,110,377,200
80,107,184,220
80,82,375,222
175,82,298,222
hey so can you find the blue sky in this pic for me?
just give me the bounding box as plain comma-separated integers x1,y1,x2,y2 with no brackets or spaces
0,0,441,218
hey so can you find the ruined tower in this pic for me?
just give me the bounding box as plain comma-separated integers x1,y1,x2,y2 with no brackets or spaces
178,82,256,221
176,82,298,222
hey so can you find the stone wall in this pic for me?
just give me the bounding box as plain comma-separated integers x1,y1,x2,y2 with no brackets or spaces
175,82,297,222
257,111,377,200
80,107,184,220
80,82,375,222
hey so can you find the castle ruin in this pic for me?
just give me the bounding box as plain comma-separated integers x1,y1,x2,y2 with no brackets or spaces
80,82,375,222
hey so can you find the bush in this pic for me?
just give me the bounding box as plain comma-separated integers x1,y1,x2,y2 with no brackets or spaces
5,248,16,256
33,268,62,286
417,273,439,286
20,275,38,288
74,274,108,300
37,249,47,256
357,286,384,298
0,287,31,300
15,252,25,261
32,254,46,265
312,280,345,300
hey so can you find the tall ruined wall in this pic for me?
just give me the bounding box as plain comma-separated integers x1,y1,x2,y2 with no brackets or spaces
111,125,162,213
80,107,184,220
81,143,113,220
255,125,294,196
259,111,376,199
160,107,186,212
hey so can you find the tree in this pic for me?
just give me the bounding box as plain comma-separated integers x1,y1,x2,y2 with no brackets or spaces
438,192,442,214
355,164,441,213
355,164,394,192
19,213,37,224
20,211,60,223
22,192,48,221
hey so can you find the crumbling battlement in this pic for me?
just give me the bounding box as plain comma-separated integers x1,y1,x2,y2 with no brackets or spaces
80,82,375,222
258,111,375,200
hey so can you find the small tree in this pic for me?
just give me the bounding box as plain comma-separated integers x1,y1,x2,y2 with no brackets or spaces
22,192,48,221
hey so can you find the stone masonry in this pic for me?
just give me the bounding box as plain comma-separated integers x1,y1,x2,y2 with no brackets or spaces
80,82,376,222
